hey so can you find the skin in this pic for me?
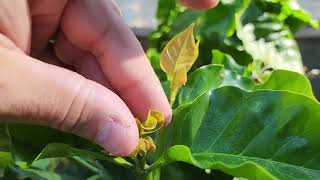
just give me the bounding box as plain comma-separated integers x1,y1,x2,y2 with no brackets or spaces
0,0,219,156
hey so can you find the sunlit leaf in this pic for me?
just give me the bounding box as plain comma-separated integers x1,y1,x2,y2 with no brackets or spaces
160,23,200,105
161,87,320,179
256,69,316,100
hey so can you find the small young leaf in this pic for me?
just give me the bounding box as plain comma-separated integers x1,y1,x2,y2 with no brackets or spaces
130,111,164,158
160,23,200,105
136,110,165,136
129,137,156,158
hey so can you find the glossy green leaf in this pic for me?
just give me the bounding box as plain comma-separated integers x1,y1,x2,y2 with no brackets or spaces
256,69,316,100
162,87,320,179
177,64,254,105
177,63,316,107
212,50,248,75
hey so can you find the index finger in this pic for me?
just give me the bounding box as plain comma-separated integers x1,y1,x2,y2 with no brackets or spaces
60,0,172,124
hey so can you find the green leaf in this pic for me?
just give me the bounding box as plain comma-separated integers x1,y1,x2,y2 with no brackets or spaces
274,0,319,32
48,158,100,180
6,124,104,164
162,87,320,179
200,0,250,38
0,151,14,167
177,64,255,106
35,143,110,162
212,50,247,75
256,69,316,100
7,124,77,163
161,162,233,180
34,143,132,168
3,165,61,180
0,124,13,167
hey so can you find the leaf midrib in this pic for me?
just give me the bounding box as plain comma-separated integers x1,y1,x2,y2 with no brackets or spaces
172,27,193,74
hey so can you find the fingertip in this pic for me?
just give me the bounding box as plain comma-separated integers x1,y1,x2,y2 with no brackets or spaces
95,120,139,156
178,0,219,10
163,104,173,126
78,82,139,156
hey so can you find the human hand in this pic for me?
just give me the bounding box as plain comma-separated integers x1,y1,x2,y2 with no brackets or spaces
0,0,218,156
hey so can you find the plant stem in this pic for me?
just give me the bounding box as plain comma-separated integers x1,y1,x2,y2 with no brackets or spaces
93,160,114,179
86,175,100,180
111,157,134,169
145,159,164,174
72,156,99,173
145,167,161,180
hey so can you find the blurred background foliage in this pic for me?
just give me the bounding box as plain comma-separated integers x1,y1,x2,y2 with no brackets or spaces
147,0,318,82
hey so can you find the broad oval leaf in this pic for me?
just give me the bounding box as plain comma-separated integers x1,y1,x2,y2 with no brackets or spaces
162,87,320,180
256,69,316,100
160,23,200,105
177,64,316,106
178,64,254,106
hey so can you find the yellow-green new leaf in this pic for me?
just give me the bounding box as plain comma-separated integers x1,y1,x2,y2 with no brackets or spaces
160,23,200,105
136,110,165,136
129,136,156,158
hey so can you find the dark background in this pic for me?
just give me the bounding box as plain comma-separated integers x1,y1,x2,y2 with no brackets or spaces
298,37,320,99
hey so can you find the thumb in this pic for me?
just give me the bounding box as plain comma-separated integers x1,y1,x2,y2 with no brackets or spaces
0,48,138,156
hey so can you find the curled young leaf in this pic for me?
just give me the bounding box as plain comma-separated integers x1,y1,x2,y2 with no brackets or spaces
129,136,156,158
136,110,165,136
160,23,200,105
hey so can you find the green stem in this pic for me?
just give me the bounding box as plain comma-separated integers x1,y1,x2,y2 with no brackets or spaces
86,175,100,180
145,167,161,180
72,156,99,173
145,159,164,174
93,160,114,179
110,157,134,169
169,91,177,107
